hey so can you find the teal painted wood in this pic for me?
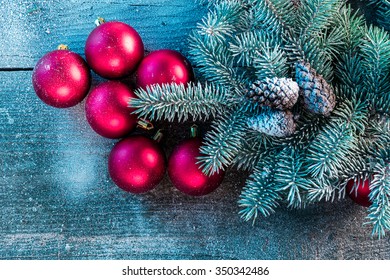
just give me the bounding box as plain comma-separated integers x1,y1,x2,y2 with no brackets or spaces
0,0,205,68
1,0,390,260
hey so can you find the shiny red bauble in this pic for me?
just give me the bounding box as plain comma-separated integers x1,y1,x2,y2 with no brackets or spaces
85,81,138,139
136,49,194,89
85,21,144,79
346,178,372,207
32,49,91,108
108,135,166,194
168,137,224,196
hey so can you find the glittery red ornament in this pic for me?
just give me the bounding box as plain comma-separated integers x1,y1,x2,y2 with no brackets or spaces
85,20,144,79
136,49,194,89
346,178,372,207
168,137,224,196
32,48,91,108
108,135,166,194
85,81,138,139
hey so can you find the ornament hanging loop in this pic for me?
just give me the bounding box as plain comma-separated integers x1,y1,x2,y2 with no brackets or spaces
57,44,69,50
190,124,199,138
153,129,164,143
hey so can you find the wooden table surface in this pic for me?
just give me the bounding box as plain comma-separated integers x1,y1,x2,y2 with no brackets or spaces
1,0,389,260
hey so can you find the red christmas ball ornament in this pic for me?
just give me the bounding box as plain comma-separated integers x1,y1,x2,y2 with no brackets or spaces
346,177,372,207
85,81,138,139
85,19,144,79
136,49,194,89
32,46,91,108
168,135,225,196
108,134,166,194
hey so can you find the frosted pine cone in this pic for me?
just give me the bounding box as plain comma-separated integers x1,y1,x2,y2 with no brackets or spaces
246,77,299,110
295,62,336,116
247,108,296,137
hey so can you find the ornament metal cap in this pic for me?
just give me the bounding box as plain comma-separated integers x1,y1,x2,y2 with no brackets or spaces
94,17,105,26
153,129,164,143
190,124,199,138
57,44,69,50
137,119,154,130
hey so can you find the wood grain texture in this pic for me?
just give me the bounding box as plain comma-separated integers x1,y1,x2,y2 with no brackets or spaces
1,0,390,260
0,0,205,68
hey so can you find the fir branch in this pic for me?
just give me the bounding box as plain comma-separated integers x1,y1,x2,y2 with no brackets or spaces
198,109,248,175
331,98,369,134
304,121,356,180
267,0,299,28
333,100,373,185
337,147,370,190
250,0,292,34
337,128,373,189
377,6,390,31
254,45,289,80
366,161,390,238
297,0,342,37
369,0,390,30
239,152,281,221
238,96,264,116
316,27,345,60
306,177,336,203
189,32,246,93
229,29,282,67
274,148,311,208
360,26,390,101
374,94,390,114
276,112,325,150
130,82,228,122
363,116,390,161
334,5,366,51
284,33,333,80
335,54,365,93
197,0,245,43
232,129,275,171
369,115,390,138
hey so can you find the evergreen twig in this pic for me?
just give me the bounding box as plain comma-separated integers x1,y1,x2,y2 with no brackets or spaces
198,108,248,175
131,82,228,122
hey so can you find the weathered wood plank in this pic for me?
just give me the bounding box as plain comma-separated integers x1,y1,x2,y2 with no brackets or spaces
1,70,390,260
0,0,205,68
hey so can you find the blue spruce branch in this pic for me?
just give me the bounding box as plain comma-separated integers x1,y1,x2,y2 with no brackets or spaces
189,32,246,93
304,121,356,180
239,152,281,221
368,0,390,30
130,82,228,122
198,108,248,175
274,148,312,209
297,0,343,37
360,26,390,104
229,30,282,67
366,161,390,238
334,5,366,51
197,0,245,43
232,130,275,171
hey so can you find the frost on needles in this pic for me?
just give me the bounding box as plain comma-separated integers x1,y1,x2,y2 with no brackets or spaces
130,0,390,238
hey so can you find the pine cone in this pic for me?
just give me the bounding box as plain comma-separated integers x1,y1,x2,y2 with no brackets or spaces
246,77,299,110
295,62,336,116
247,108,296,137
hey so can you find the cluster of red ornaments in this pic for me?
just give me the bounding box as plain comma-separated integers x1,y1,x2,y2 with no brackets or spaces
32,19,224,196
